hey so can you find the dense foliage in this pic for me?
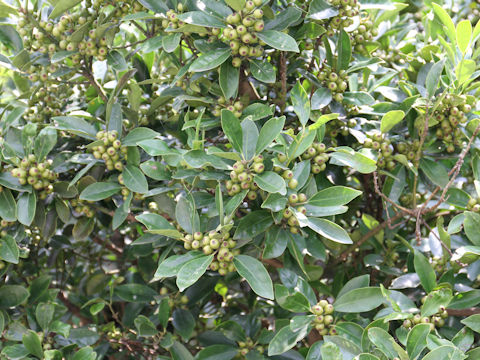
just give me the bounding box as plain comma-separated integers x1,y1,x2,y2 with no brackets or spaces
1,0,480,359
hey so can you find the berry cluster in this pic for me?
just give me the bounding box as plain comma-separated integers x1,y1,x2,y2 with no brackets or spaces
326,118,357,146
70,198,95,218
325,0,359,37
271,166,299,190
363,133,396,171
467,198,480,213
395,140,422,164
226,156,264,199
238,338,264,357
311,300,335,336
317,66,348,103
117,174,144,201
282,193,308,234
403,306,448,330
351,16,378,54
162,5,186,30
430,95,472,153
215,0,265,67
182,230,239,276
212,97,246,118
301,142,329,174
90,131,127,172
399,192,422,207
430,256,447,273
17,0,143,62
25,84,75,123
11,155,57,199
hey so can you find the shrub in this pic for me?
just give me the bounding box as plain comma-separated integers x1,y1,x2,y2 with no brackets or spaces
0,0,480,358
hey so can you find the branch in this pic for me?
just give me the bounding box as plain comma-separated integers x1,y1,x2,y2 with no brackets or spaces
82,69,108,103
57,291,91,324
335,211,407,264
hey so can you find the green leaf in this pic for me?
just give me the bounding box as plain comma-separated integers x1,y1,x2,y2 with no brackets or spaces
308,186,362,207
172,308,195,341
137,0,169,13
423,346,466,360
425,59,445,98
291,82,310,126
140,161,170,180
250,59,276,83
265,7,302,31
307,218,352,244
268,324,309,356
134,315,159,337
225,190,248,217
456,59,476,85
337,274,370,299
256,30,299,52
233,210,273,240
221,109,243,153
275,284,311,312
329,148,377,174
320,342,342,360
115,284,157,302
254,171,287,195
414,249,437,292
406,324,431,359
421,288,452,317
195,345,238,360
178,11,226,28
0,235,19,264
72,217,94,241
419,158,449,188
190,48,231,72
162,32,182,53
135,213,182,238
22,330,43,358
308,0,339,20
449,290,480,309
311,87,332,109
432,3,456,43
36,303,55,330
220,61,239,99
153,252,205,280
233,255,274,300
123,165,148,194
256,116,285,154
49,0,82,18
72,347,96,360
368,327,400,359
457,20,472,53
16,191,36,226
0,189,16,221
79,182,122,201
170,341,194,360
122,127,159,146
34,127,57,161
380,110,405,133
333,287,384,312
337,29,351,71
343,91,375,106
224,0,245,12
52,116,97,140
176,255,214,291
461,314,480,333
241,118,259,161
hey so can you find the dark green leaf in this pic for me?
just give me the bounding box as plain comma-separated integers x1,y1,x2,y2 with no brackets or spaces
190,48,231,72
123,165,149,194
233,255,274,300
79,182,122,201
333,287,384,312
256,30,299,52
307,218,352,244
176,255,214,291
220,61,239,99
250,59,276,84
414,249,436,292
